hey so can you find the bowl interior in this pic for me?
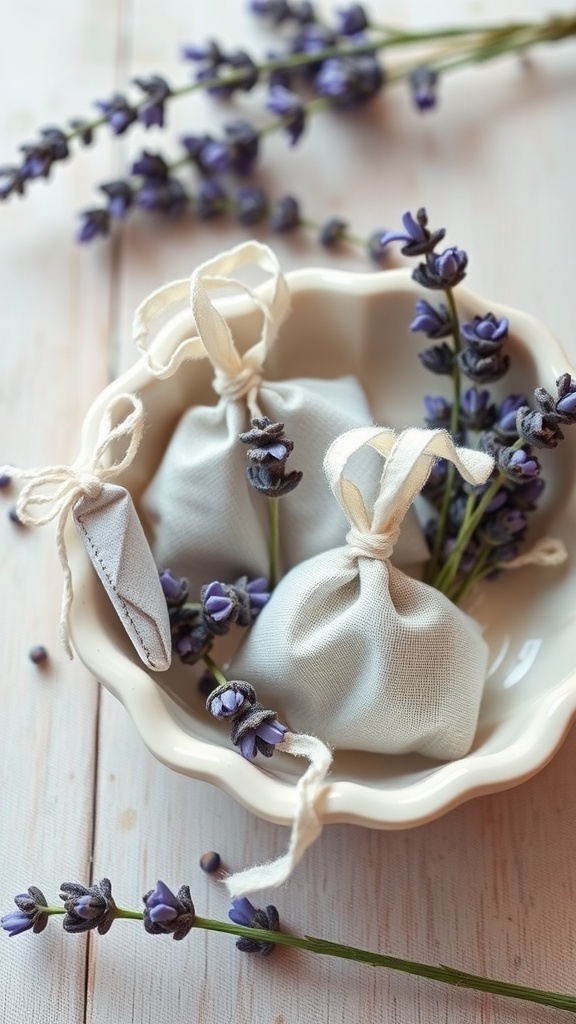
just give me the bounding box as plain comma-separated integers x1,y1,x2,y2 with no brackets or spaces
69,268,576,826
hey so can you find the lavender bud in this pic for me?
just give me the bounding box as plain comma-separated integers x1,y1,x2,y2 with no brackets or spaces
459,387,497,430
60,879,116,935
461,313,509,354
336,4,369,35
379,208,445,258
230,702,288,759
270,195,300,232
143,881,195,940
516,408,564,449
95,93,137,135
1,887,49,937
495,394,530,439
410,299,452,339
266,85,306,145
423,395,452,429
99,179,133,220
235,185,268,225
29,645,48,665
319,216,348,247
412,246,468,290
418,343,454,375
207,680,256,719
196,179,229,219
159,569,189,607
77,208,110,243
458,348,510,384
201,581,241,634
229,898,280,956
497,446,541,480
409,66,439,111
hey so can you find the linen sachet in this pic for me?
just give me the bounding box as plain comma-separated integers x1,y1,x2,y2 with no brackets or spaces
231,425,495,761
137,241,428,595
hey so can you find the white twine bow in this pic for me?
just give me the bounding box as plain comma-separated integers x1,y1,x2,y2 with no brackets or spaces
224,732,333,899
133,240,291,418
324,425,494,563
1,394,146,658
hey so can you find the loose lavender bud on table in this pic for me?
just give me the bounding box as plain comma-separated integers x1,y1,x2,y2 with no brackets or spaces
29,645,48,666
0,470,12,488
8,506,24,525
199,850,221,874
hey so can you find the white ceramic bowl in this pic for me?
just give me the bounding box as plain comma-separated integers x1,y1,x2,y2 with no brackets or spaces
68,267,576,829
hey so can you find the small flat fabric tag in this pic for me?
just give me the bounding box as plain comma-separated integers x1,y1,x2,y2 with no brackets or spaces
73,483,171,672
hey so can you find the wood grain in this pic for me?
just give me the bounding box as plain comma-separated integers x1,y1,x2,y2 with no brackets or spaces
2,1,576,1022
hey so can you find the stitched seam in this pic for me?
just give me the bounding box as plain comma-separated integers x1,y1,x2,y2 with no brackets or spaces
76,515,157,667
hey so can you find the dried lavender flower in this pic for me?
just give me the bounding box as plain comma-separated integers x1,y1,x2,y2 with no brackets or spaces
458,347,510,384
99,179,134,220
336,4,369,35
235,185,268,225
319,216,348,247
199,851,221,874
410,299,452,339
133,74,172,128
207,680,257,719
496,446,541,481
60,879,117,935
229,897,280,956
240,417,302,496
230,700,288,759
77,208,110,242
266,84,306,145
29,645,48,665
159,569,189,607
143,881,195,940
516,408,564,449
423,395,452,429
459,387,497,430
418,343,454,375
94,93,137,135
1,887,49,937
201,581,241,635
412,246,468,290
233,575,271,625
460,312,509,353
495,394,530,439
379,208,446,258
270,194,301,232
409,66,439,111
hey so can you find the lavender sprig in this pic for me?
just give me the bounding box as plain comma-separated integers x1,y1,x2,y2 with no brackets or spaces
3,882,576,1013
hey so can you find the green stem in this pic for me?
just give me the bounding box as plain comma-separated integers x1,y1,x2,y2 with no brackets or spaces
268,497,280,590
202,653,229,688
192,917,576,1013
114,908,145,921
433,472,505,594
424,288,461,584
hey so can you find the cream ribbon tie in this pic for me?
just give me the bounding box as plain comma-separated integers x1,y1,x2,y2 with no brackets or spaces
1,394,146,657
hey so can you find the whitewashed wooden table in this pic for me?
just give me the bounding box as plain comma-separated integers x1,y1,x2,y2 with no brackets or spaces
2,1,576,1021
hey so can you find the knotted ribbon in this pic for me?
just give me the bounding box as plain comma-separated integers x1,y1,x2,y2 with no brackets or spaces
1,394,146,657
324,425,495,564
133,240,291,417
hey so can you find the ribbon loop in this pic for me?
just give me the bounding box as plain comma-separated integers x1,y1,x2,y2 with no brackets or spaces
1,393,146,657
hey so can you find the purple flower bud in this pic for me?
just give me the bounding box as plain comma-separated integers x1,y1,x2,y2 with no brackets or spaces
336,4,369,35
514,476,545,507
410,299,452,338
409,66,439,111
0,471,11,488
459,387,496,430
319,216,348,247
496,394,530,438
60,879,116,935
131,151,169,178
367,229,390,265
199,139,231,174
229,898,280,956
271,195,300,232
418,343,454,376
458,348,510,385
100,179,133,220
266,85,306,145
77,208,110,243
95,93,137,135
206,681,256,720
143,881,195,940
159,569,189,606
196,179,229,219
379,208,445,258
516,408,564,449
1,887,49,937
199,850,221,874
461,313,509,353
497,446,541,481
201,581,240,633
235,185,268,225
136,178,188,217
423,395,452,429
134,75,172,129
413,247,468,290
29,645,48,665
